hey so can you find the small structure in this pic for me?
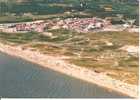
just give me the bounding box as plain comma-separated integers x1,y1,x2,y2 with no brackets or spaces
120,45,139,56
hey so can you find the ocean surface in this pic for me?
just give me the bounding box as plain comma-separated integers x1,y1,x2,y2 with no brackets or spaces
0,52,130,98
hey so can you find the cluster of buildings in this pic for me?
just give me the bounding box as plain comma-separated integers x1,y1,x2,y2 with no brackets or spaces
0,17,139,34
51,17,112,33
0,20,46,33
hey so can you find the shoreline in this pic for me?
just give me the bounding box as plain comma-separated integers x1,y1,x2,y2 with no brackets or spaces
0,43,138,98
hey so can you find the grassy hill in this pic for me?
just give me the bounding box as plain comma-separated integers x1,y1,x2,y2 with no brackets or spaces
0,0,139,24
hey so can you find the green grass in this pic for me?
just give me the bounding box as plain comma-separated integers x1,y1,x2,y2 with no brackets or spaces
0,30,138,85
0,0,138,24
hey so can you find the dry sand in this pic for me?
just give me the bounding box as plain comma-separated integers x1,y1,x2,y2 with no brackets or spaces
0,43,138,98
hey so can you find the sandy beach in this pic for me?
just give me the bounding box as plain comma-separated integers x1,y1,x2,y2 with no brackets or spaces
0,43,138,98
